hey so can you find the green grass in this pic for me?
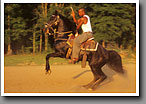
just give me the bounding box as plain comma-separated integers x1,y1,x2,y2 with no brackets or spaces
4,54,69,66
106,47,136,64
122,57,136,64
4,50,136,66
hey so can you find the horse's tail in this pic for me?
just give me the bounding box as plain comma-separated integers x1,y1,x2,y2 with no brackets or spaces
107,50,125,74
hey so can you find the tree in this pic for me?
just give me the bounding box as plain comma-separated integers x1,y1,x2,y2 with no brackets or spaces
4,3,136,55
5,4,13,55
87,3,136,49
5,4,28,54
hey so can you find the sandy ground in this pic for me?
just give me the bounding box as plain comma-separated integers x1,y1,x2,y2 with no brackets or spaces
4,63,136,93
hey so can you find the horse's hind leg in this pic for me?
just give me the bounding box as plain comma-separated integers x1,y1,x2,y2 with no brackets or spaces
82,78,99,89
89,67,107,90
82,65,100,89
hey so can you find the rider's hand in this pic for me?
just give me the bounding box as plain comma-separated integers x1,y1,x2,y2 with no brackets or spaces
75,32,79,37
70,7,75,17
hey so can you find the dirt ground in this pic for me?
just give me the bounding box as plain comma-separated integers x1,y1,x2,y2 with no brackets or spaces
4,63,136,93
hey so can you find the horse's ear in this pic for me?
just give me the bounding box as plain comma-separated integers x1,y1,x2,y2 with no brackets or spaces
55,10,60,18
55,10,58,16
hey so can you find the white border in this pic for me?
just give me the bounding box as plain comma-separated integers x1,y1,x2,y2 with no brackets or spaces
2,0,139,3
1,1,5,97
1,0,139,96
136,0,139,96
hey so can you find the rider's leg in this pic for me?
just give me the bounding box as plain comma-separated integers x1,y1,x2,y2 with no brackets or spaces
72,32,93,63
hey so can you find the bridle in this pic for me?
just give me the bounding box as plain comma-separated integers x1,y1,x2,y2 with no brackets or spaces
45,15,60,34
45,15,73,38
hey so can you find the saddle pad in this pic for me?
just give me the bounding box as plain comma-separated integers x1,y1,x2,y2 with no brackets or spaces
66,34,99,51
81,41,99,51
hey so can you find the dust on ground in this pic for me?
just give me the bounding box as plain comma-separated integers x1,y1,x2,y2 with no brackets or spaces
4,63,136,93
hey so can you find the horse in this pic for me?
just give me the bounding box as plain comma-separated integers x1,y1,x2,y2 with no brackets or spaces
43,11,125,90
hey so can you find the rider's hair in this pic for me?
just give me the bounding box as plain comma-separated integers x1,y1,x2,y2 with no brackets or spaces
79,8,85,13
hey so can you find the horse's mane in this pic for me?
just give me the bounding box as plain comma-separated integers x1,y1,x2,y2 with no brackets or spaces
58,13,76,34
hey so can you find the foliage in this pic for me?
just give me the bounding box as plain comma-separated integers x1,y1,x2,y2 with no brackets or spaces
87,4,136,48
4,3,136,54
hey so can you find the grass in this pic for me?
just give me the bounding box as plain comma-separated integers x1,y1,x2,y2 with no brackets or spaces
106,47,136,64
4,49,136,66
4,54,69,66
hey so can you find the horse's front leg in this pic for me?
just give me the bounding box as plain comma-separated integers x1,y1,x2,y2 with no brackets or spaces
46,52,62,74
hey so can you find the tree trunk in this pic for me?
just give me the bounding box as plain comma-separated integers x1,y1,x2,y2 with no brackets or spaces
21,45,24,54
7,37,12,55
45,33,48,52
45,3,47,17
43,3,48,52
7,15,12,55
55,3,58,6
33,31,36,55
41,3,44,16
39,29,42,53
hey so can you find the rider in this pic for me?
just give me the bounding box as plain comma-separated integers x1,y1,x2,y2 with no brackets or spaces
71,8,93,63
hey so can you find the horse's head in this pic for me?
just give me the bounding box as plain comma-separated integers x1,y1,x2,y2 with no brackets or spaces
44,11,60,35
43,10,76,39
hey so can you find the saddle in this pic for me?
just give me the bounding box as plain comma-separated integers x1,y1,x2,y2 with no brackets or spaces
66,34,99,68
66,34,97,50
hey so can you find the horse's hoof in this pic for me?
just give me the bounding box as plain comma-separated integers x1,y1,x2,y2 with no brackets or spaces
82,85,89,89
45,69,51,75
88,88,93,91
81,85,86,89
48,70,51,74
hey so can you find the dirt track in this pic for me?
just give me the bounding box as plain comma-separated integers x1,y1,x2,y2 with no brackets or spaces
4,63,136,93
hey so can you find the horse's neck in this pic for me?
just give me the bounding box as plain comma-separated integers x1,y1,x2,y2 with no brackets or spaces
56,19,70,39
58,19,66,32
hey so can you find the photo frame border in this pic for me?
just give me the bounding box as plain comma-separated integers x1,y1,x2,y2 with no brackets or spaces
1,0,139,96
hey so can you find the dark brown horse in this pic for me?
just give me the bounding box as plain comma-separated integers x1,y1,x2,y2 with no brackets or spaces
43,11,124,90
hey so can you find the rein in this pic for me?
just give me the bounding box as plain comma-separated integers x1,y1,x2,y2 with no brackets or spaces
47,23,72,35
47,26,73,41
54,31,73,41
54,31,72,34
49,26,73,41
54,38,68,41
46,15,74,41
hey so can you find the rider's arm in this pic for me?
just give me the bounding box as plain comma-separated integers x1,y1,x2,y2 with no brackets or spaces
71,11,78,24
76,17,88,31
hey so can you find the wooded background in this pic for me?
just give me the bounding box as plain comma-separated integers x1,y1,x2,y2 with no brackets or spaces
4,3,136,55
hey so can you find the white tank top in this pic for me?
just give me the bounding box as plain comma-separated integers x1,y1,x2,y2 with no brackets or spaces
81,15,92,33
